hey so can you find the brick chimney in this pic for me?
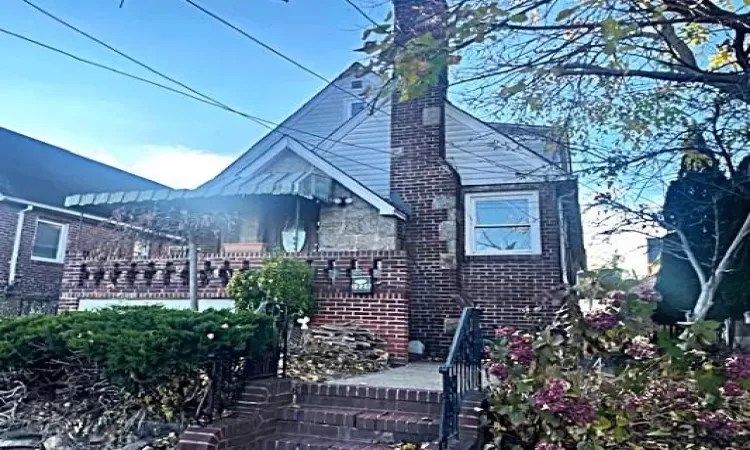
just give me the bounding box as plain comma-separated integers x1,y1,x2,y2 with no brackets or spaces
390,0,462,355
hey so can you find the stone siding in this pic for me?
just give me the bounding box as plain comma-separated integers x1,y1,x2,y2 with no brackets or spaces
318,185,399,251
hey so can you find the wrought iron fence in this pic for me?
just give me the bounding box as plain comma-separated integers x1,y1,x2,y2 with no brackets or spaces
439,307,483,449
198,302,290,423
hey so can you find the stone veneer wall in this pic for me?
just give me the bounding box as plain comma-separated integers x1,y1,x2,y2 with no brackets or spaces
60,250,410,359
317,184,400,251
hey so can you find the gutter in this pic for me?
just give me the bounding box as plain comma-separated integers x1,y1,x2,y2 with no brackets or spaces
0,193,183,242
8,204,33,286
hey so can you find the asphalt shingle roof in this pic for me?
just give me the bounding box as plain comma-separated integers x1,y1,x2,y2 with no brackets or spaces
0,127,165,206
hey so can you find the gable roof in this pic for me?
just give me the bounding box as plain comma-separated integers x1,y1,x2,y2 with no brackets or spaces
0,127,165,206
203,65,569,199
230,136,405,218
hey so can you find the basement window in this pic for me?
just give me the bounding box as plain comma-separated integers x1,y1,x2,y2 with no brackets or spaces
31,219,69,263
465,191,541,256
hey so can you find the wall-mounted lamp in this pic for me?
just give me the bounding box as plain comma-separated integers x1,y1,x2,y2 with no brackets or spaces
332,196,354,207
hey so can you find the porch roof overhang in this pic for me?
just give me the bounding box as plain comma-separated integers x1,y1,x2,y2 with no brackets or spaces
64,171,333,207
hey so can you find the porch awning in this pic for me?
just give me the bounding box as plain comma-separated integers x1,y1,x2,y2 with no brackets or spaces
64,172,333,207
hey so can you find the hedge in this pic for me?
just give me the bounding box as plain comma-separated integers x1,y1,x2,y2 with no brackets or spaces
0,307,276,420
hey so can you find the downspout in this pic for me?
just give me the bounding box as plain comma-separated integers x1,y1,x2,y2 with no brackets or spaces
9,205,34,286
558,192,575,286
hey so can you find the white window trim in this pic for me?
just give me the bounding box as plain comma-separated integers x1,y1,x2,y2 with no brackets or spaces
30,219,69,263
343,98,366,119
465,191,542,256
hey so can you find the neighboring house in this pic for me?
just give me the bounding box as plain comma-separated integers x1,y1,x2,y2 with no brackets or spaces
59,2,584,358
0,127,166,310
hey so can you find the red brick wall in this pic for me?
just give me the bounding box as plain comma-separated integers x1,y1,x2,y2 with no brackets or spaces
390,0,462,355
59,251,411,360
0,203,133,301
462,182,566,331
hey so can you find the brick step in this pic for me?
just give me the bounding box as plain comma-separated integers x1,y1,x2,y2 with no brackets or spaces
278,406,439,443
293,383,442,416
257,433,398,450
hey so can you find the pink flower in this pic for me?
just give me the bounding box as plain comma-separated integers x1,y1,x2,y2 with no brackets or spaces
508,334,535,366
624,336,657,360
725,354,750,380
723,381,744,397
637,288,662,303
535,443,564,450
488,363,510,381
494,326,515,338
698,411,737,438
584,309,618,330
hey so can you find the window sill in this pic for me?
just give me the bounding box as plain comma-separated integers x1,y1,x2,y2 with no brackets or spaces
30,256,65,264
467,251,543,258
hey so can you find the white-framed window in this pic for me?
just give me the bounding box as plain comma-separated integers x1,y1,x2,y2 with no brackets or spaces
351,80,363,89
345,99,367,118
31,219,69,263
465,191,541,255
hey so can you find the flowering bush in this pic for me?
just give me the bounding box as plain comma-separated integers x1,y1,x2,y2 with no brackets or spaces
484,289,750,449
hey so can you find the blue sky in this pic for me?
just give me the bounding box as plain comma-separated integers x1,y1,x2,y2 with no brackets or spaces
0,0,649,271
0,0,388,187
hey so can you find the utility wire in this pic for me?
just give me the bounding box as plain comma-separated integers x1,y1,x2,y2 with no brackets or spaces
18,0,566,182
181,0,564,177
22,0,223,109
342,0,382,28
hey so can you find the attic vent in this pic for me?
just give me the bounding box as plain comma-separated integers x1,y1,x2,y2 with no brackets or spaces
351,80,363,89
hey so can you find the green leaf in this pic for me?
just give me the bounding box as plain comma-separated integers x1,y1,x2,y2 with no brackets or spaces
593,417,612,430
509,13,528,23
500,82,527,96
555,7,578,21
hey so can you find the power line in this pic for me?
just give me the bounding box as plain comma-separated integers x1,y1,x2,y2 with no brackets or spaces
181,0,565,178
342,0,382,28
18,0,564,183
182,0,332,87
21,0,223,109
0,27,390,175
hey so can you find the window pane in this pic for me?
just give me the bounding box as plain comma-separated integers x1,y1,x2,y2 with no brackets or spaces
475,199,531,225
475,226,531,251
350,101,366,117
33,222,62,259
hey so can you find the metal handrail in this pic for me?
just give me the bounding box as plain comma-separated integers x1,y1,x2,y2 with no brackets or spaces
197,302,290,423
438,307,483,449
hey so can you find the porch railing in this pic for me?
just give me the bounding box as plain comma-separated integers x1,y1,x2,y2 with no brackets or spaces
197,302,290,423
438,307,483,449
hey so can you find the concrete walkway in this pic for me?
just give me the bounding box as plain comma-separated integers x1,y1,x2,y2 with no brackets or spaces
326,362,443,391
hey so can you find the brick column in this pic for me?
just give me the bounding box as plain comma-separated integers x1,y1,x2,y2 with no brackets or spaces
390,0,462,354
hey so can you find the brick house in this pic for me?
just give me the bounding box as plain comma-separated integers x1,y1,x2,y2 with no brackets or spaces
0,127,166,313
59,0,584,358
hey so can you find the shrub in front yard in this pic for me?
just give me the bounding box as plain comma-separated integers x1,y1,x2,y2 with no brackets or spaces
0,306,275,422
227,256,315,317
484,290,750,449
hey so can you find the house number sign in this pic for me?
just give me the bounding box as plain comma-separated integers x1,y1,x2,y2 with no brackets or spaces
350,269,372,294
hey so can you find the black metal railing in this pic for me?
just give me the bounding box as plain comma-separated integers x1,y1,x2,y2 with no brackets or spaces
438,307,483,449
197,302,290,423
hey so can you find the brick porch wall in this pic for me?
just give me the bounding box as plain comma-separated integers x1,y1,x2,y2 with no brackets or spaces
59,251,410,359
